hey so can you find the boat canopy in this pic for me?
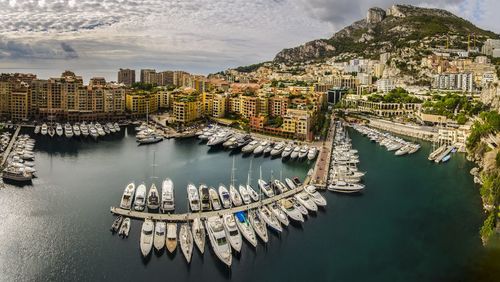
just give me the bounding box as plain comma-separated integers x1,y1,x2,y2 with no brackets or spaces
235,212,246,223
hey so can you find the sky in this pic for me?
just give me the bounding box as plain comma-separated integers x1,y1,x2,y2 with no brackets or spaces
0,0,498,81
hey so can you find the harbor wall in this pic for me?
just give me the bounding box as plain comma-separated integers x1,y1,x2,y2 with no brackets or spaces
367,119,437,142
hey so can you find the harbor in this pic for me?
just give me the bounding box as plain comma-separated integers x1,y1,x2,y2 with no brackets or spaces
0,125,490,281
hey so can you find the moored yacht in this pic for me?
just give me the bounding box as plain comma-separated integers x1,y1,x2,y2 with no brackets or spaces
288,197,308,215
270,142,285,157
285,178,297,190
209,187,222,210
146,183,160,210
161,178,175,212
268,202,289,226
140,219,154,257
199,184,211,211
73,123,81,137
258,179,275,198
246,184,260,202
223,213,242,253
327,181,365,193
95,122,105,136
281,144,293,158
55,123,63,136
187,184,200,212
34,125,40,134
218,185,232,209
258,205,282,233
166,223,177,253
290,146,300,159
235,212,257,247
154,221,166,251
294,192,318,212
133,183,147,211
304,185,327,206
64,123,73,138
241,140,259,154
192,217,206,254
81,123,89,137
249,210,268,243
119,182,136,210
279,198,305,222
298,145,309,159
229,185,243,207
238,185,251,204
253,140,269,155
179,223,193,263
205,216,232,267
307,147,318,160
41,123,48,135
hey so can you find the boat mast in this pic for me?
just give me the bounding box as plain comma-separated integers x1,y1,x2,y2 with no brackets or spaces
247,159,253,187
151,151,158,181
231,156,236,187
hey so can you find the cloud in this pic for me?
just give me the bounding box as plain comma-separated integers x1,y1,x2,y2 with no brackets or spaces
0,0,498,80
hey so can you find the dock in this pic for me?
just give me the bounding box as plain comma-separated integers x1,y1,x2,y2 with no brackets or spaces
309,115,337,189
110,185,306,222
1,126,21,167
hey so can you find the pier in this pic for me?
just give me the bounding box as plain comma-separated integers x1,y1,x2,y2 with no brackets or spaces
1,126,21,167
309,115,337,189
110,185,306,222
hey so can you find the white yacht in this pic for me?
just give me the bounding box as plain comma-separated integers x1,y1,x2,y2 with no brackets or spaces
55,123,64,136
73,123,81,137
238,185,251,204
166,223,177,253
229,185,243,207
258,179,275,198
40,123,48,135
107,122,116,133
258,205,282,233
290,146,300,159
161,178,175,212
304,185,327,206
249,210,268,243
281,145,293,158
268,202,289,226
140,219,154,257
34,125,40,134
95,122,105,136
285,178,297,190
270,142,285,157
263,143,274,156
307,147,318,160
199,184,211,211
280,198,305,222
89,124,99,139
298,145,309,159
64,123,73,138
235,212,257,247
179,223,193,263
223,214,242,253
187,184,200,212
146,183,160,210
192,217,206,254
138,133,163,145
327,181,365,193
80,123,89,137
114,123,121,132
294,192,318,212
133,183,147,211
241,140,259,154
246,184,260,202
205,216,232,267
118,217,131,237
154,221,166,251
209,187,222,210
119,182,136,210
273,179,288,194
253,140,268,155
218,185,232,209
48,126,55,137
103,124,110,134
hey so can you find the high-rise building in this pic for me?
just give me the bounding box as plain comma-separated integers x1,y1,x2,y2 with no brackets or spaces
140,69,156,84
118,69,135,86
10,87,30,121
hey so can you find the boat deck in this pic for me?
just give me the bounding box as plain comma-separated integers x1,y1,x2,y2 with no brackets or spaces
434,145,455,163
110,185,305,222
1,126,21,167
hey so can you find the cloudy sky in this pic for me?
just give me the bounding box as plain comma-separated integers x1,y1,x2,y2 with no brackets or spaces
0,0,498,81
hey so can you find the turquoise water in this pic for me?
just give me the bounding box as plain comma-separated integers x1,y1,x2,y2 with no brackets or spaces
0,126,495,281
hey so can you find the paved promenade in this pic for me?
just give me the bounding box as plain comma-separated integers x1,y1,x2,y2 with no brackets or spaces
309,115,336,189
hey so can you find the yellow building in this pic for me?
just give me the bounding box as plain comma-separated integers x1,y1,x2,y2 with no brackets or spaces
229,96,241,114
212,94,228,118
173,96,203,123
282,108,312,140
10,88,30,121
202,92,214,117
126,92,159,117
0,80,13,119
240,95,259,118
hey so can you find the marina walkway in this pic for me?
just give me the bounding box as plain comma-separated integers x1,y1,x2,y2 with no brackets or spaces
110,185,305,222
309,115,336,189
1,126,21,167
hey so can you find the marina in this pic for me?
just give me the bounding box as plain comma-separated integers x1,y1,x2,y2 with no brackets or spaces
0,125,490,281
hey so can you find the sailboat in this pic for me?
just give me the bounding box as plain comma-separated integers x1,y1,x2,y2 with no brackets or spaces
246,160,259,202
146,152,160,210
192,217,206,254
229,157,242,206
249,209,268,243
179,223,193,263
258,166,274,198
258,205,282,233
